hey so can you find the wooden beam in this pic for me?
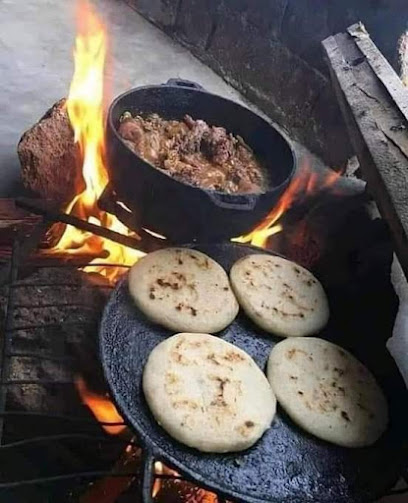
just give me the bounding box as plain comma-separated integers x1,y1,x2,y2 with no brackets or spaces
347,23,408,123
322,25,408,280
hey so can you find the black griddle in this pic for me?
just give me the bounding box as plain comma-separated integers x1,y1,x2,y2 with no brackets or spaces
99,243,408,503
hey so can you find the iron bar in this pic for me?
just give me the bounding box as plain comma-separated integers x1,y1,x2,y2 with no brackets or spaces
3,262,131,274
5,320,97,332
0,471,147,489
0,240,20,443
5,352,75,362
12,302,102,310
9,281,115,288
0,434,137,450
0,411,124,425
15,197,163,253
0,380,81,386
18,262,131,269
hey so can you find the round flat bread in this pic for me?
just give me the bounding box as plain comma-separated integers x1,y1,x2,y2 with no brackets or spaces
230,254,329,337
267,337,388,447
128,248,239,333
143,333,276,452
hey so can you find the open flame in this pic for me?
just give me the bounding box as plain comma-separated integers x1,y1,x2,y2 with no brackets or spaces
75,379,217,501
76,376,126,435
55,2,348,501
234,160,341,248
153,461,218,502
53,0,144,282
52,0,344,283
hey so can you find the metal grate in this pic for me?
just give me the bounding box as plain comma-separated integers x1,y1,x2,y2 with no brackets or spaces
0,232,219,503
0,228,406,503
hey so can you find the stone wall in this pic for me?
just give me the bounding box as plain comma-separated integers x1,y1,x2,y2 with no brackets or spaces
125,0,408,168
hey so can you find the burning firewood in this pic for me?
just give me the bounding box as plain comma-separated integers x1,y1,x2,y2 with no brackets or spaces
17,98,84,205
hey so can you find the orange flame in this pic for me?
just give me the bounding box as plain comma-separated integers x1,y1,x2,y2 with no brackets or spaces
153,462,217,502
153,461,181,498
53,1,341,283
76,376,126,435
152,461,164,498
53,0,144,281
234,160,341,248
76,377,220,500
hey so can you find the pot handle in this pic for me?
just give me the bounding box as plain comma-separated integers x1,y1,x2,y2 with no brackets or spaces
164,78,204,90
206,192,258,211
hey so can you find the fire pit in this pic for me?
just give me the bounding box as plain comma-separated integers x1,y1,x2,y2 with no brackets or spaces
1,174,406,503
1,1,408,502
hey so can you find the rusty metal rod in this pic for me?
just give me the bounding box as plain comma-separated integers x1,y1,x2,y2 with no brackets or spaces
15,198,162,252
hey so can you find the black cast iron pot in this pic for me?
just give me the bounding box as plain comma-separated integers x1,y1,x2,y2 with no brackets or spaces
106,79,296,242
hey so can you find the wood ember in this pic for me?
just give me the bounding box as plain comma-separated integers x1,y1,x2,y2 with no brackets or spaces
18,99,83,205
154,480,217,503
0,266,111,415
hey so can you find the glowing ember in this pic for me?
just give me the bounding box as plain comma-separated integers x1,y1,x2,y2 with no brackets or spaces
153,461,181,498
153,461,219,502
234,159,341,248
76,378,222,500
53,0,144,282
399,31,408,87
153,461,164,498
76,376,126,435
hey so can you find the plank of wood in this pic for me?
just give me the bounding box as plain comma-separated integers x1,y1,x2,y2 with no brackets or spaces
347,23,408,123
322,30,408,280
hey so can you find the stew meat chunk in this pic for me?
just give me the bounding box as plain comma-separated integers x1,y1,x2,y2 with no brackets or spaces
118,113,266,194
